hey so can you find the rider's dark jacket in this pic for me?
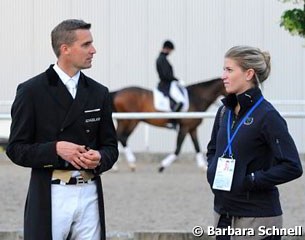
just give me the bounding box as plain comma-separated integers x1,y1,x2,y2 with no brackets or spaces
156,52,178,96
206,87,302,217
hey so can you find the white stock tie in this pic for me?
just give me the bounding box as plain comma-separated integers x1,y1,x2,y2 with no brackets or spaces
66,79,77,99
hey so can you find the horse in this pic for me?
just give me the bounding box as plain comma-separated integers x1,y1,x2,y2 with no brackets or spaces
110,78,226,172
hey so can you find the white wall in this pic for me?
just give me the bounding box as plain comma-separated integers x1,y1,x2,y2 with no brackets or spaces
1,0,304,153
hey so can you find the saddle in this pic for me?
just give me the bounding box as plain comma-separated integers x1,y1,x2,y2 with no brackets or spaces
153,81,189,112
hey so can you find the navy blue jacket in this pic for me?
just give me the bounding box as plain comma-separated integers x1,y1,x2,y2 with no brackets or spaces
206,88,302,217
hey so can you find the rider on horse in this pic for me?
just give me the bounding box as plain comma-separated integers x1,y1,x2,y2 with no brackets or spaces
156,40,184,112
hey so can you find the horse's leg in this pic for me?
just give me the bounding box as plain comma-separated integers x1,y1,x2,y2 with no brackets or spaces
158,125,188,172
116,120,139,171
189,128,207,171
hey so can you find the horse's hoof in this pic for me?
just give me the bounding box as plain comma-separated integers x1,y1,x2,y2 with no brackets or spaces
158,166,165,173
128,163,136,172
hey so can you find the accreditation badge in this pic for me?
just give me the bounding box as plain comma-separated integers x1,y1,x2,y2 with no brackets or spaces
212,157,236,191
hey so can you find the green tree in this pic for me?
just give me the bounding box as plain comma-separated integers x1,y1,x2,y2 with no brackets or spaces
280,0,305,37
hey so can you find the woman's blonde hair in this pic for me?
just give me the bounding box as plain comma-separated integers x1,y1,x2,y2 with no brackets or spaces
225,45,271,85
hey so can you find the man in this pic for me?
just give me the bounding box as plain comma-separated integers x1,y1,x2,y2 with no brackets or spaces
156,40,183,112
6,19,118,240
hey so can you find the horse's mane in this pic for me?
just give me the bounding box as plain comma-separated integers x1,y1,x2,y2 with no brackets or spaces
110,77,222,94
186,77,222,88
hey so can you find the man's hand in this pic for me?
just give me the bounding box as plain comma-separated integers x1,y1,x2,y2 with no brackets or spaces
80,149,101,169
56,141,88,169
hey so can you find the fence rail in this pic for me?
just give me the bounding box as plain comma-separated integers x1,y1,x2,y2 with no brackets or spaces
1,111,305,120
1,99,305,107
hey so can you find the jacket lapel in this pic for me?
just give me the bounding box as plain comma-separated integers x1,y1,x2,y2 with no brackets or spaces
60,73,89,129
46,66,73,110
46,66,90,130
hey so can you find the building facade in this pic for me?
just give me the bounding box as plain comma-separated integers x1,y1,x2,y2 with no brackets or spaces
1,0,304,153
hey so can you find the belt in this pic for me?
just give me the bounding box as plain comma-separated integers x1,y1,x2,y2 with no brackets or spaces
51,176,97,185
52,170,96,185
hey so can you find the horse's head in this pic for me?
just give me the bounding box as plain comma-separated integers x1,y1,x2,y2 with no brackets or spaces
186,77,226,111
217,78,227,97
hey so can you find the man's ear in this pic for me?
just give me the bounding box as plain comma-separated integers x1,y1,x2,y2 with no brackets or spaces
60,44,70,56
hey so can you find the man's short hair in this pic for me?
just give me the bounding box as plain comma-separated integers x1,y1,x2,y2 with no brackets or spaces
51,19,91,57
163,40,175,50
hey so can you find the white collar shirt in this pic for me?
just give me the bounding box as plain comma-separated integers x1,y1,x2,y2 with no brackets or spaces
52,64,81,177
53,64,80,98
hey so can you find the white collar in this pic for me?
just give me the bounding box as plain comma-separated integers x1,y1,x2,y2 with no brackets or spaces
53,64,80,85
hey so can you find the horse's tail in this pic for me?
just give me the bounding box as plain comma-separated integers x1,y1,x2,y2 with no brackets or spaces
109,90,118,112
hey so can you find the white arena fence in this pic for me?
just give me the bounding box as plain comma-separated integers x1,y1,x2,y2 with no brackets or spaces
0,100,305,119
0,99,305,115
0,99,304,107
0,108,305,153
0,112,305,120
0,98,305,119
113,112,305,119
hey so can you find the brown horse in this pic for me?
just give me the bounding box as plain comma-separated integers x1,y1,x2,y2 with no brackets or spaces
110,77,226,172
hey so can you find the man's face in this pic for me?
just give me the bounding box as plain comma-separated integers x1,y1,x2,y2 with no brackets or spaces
164,48,173,55
65,29,96,71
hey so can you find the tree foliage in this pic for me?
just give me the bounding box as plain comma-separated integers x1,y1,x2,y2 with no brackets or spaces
280,0,305,38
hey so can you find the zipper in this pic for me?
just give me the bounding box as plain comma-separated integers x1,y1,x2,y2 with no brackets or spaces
275,138,284,158
231,114,237,130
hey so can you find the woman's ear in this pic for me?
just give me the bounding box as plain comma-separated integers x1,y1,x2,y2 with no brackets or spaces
245,69,255,81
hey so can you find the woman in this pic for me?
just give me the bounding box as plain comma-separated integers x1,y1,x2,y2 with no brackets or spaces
206,46,302,240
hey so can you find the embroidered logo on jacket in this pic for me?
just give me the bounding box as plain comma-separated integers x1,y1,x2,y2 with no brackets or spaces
244,117,254,126
85,117,101,123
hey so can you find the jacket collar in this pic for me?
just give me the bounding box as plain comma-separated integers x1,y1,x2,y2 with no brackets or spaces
46,64,89,87
221,87,263,116
45,65,90,129
53,64,80,86
160,52,169,57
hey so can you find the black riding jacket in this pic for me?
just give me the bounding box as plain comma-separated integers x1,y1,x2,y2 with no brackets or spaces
156,52,178,95
206,87,303,217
